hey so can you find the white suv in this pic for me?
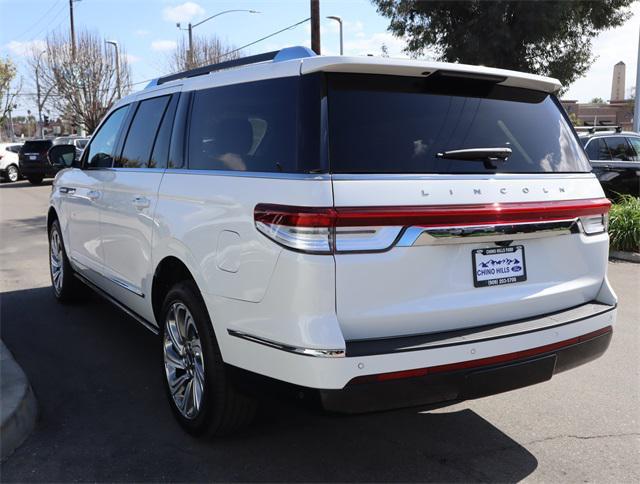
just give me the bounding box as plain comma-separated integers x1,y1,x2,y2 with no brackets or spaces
47,47,616,437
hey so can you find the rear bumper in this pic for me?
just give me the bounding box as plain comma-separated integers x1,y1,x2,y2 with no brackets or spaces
319,326,612,413
18,162,58,177
222,300,616,397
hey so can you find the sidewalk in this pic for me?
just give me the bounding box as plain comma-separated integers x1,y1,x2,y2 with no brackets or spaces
1,340,37,461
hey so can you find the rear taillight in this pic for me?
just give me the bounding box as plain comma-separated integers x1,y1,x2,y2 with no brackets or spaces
254,198,611,254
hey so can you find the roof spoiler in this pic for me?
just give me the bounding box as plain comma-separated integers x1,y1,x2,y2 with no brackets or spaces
155,46,316,86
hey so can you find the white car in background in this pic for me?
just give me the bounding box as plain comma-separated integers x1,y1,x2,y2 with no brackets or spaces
0,142,24,182
47,47,617,438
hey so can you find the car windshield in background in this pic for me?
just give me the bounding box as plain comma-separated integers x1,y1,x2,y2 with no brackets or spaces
327,73,591,174
76,139,88,149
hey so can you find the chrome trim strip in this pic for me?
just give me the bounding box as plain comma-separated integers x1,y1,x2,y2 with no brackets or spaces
330,173,596,181
73,273,159,335
397,219,580,246
227,329,345,358
164,169,330,180
106,274,145,298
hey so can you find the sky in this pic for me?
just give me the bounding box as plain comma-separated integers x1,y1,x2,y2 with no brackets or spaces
1,0,639,116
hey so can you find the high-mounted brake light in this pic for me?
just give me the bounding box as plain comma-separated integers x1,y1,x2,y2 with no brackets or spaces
254,198,611,254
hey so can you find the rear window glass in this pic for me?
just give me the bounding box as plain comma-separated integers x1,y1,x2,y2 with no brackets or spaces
21,140,52,152
328,73,590,174
604,137,635,161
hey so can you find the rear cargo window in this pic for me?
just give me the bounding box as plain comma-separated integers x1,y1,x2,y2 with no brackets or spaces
21,141,52,153
328,73,590,174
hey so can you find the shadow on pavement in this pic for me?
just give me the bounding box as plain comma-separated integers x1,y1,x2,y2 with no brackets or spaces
0,180,53,189
1,285,538,482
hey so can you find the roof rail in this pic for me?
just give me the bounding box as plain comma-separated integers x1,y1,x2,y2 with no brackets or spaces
155,46,316,86
157,51,278,85
575,125,622,134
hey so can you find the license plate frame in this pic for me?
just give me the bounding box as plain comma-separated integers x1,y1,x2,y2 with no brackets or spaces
472,245,527,288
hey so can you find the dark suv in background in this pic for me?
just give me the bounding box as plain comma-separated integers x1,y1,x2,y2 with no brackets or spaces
18,139,56,184
578,127,640,199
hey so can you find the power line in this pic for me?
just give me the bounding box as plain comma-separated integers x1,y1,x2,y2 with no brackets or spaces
12,0,64,41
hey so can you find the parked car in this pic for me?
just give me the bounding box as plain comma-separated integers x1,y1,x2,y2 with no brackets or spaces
47,47,617,437
0,141,24,182
578,127,640,199
18,139,57,184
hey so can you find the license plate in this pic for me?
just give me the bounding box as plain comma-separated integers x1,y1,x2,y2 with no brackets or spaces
472,245,526,288
29,155,36,160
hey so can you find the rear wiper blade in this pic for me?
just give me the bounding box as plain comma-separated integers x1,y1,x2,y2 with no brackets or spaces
436,147,512,161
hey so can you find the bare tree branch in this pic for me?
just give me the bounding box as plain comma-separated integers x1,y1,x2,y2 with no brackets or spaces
167,35,241,73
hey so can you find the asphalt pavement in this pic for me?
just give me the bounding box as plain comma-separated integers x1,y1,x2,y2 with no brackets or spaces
1,180,638,482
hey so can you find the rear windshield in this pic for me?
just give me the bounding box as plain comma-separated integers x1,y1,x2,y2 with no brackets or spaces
21,140,52,152
327,73,590,174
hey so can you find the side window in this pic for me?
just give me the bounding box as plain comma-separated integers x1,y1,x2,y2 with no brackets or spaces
84,106,129,168
585,139,601,160
187,78,297,172
627,137,640,161
117,95,171,168
604,137,634,161
149,95,179,169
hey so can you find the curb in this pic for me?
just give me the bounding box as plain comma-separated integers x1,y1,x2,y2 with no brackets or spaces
609,250,640,264
1,341,37,461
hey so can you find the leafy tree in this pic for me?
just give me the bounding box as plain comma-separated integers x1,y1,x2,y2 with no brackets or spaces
0,57,21,131
372,0,635,89
590,97,605,104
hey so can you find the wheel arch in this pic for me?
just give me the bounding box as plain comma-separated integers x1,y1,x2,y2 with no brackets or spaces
152,256,205,327
47,206,58,233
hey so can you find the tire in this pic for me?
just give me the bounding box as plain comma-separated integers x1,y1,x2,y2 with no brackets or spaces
6,164,19,182
27,175,44,185
48,219,85,302
160,280,257,437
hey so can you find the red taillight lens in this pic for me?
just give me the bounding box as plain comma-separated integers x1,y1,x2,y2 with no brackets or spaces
254,198,611,254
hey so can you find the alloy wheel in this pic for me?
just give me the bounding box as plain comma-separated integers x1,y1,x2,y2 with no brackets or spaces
7,165,18,182
163,302,205,420
49,228,64,294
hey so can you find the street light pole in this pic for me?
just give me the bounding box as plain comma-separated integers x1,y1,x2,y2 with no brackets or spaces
177,9,260,69
326,16,343,55
105,40,121,99
634,26,639,133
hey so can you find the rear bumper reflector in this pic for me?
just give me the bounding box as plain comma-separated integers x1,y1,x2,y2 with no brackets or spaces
350,325,613,384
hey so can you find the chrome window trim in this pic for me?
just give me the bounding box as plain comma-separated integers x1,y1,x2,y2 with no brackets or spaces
227,329,345,358
164,168,330,180
105,273,145,297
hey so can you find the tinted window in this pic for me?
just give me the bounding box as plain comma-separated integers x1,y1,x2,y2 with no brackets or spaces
586,138,611,160
604,137,635,161
21,140,52,153
150,95,178,169
6,144,22,153
188,78,298,172
84,106,129,168
627,137,640,160
328,74,591,174
118,96,171,168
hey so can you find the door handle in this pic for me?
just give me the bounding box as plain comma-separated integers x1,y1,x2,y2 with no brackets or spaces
59,186,76,194
132,196,151,209
87,190,101,201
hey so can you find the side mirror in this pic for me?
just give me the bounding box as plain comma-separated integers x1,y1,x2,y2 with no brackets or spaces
48,144,77,168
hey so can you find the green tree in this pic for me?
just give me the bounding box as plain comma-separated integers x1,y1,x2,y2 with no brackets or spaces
372,0,635,88
0,57,20,127
590,97,605,104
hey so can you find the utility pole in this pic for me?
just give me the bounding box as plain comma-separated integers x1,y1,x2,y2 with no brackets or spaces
69,0,76,58
36,62,43,137
105,40,121,98
8,105,15,142
634,26,640,133
311,0,321,55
